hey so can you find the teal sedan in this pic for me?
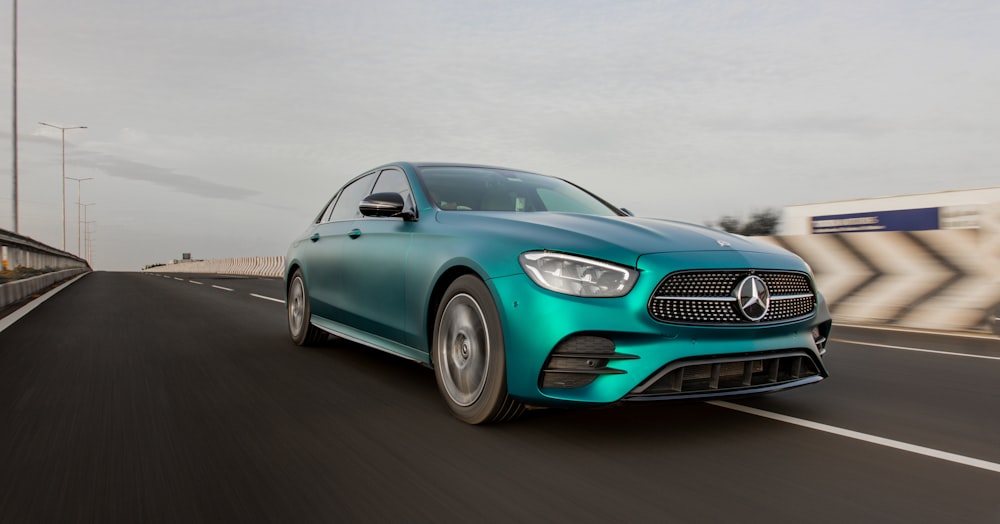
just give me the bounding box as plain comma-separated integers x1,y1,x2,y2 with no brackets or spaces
285,162,831,424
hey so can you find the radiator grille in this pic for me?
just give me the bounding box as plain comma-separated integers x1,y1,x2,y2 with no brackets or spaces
648,270,815,325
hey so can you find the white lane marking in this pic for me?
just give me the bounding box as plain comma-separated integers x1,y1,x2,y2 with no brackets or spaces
836,322,997,341
173,277,184,281
162,275,171,279
250,293,284,304
0,273,90,333
709,401,1000,474
832,339,1000,361
189,280,203,285
212,285,234,292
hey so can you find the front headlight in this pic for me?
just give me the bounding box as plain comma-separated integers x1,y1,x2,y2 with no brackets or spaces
518,251,638,298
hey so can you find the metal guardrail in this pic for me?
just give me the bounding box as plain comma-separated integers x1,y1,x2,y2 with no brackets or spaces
1,228,90,273
1,229,91,310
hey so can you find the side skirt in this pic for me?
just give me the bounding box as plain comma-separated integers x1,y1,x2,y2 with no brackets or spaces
310,315,431,365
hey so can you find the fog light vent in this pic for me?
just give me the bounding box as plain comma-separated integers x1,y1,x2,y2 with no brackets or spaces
540,336,637,389
812,321,831,355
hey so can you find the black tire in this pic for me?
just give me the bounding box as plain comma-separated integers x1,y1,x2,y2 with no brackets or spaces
432,275,524,424
287,269,327,346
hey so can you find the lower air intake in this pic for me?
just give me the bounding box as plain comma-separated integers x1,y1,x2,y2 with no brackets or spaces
540,336,637,389
627,350,822,399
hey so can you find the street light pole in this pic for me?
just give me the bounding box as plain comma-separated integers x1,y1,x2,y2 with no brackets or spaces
11,0,18,232
81,203,95,264
83,220,95,265
66,176,93,256
87,222,96,265
39,122,87,251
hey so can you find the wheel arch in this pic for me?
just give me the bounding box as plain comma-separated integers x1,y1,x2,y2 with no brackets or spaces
427,268,526,423
285,262,302,292
425,265,486,363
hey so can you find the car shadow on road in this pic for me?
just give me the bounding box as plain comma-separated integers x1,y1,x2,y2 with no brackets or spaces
295,334,804,447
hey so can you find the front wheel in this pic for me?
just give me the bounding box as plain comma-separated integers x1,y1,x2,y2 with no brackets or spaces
433,275,524,424
287,270,327,346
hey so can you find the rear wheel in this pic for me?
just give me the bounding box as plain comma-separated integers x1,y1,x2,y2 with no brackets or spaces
433,275,524,424
287,270,327,346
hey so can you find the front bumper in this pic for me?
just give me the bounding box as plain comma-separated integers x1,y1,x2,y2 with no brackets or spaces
488,250,831,407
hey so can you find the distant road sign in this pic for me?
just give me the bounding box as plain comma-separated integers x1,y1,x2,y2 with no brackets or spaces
811,207,939,234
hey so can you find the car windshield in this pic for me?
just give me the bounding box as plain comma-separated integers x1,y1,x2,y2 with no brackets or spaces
417,166,621,216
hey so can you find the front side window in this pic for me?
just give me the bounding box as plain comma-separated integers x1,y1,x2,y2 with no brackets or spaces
417,166,621,216
371,169,412,204
328,173,376,222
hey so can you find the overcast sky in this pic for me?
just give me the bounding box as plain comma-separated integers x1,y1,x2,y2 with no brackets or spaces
0,0,998,271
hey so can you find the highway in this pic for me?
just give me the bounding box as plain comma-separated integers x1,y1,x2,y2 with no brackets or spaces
1,272,997,523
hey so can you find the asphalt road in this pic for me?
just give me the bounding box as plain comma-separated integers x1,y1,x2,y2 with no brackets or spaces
1,272,997,523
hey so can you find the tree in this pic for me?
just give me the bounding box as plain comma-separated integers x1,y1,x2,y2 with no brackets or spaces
708,208,781,236
715,215,743,234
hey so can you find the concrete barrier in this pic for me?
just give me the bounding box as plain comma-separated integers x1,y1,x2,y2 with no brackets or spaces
144,228,1000,333
0,268,90,310
144,256,285,278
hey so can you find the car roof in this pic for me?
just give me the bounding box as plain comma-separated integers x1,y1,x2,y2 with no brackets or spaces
399,162,543,175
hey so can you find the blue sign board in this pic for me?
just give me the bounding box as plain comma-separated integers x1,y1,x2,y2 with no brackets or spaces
811,208,939,234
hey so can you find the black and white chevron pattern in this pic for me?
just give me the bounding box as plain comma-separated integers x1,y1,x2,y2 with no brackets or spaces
761,228,1000,332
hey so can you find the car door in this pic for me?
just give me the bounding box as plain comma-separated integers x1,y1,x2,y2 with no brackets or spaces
299,172,376,321
335,168,415,344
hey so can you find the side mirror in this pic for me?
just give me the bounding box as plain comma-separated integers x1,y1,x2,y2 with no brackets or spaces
359,192,416,220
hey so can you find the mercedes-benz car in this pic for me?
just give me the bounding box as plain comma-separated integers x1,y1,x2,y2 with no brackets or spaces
285,162,831,424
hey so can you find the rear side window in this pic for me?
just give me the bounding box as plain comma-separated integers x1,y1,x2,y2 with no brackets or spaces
328,173,376,222
316,196,337,223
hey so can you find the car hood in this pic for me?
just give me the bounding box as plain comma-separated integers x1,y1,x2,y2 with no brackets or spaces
434,211,793,267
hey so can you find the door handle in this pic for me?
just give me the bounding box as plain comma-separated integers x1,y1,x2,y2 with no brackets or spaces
310,234,320,242
348,229,362,239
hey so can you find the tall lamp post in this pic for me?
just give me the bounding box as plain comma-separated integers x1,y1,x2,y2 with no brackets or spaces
81,204,95,264
38,122,87,251
11,0,18,232
66,176,93,256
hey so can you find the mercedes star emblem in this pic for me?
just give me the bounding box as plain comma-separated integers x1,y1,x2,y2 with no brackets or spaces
736,275,770,321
